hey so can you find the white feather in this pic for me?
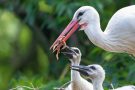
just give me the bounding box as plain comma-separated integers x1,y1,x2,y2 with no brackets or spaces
73,5,135,55
63,47,93,90
81,64,135,90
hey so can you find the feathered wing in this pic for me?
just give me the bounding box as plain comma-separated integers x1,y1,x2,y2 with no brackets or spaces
104,5,135,54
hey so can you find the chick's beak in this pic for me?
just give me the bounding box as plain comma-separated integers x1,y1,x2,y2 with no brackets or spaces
61,46,76,59
71,65,89,76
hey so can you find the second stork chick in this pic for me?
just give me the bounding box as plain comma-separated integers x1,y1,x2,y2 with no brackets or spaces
72,64,135,90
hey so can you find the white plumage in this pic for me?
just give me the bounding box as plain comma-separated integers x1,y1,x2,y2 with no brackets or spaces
61,47,93,90
72,64,135,90
75,5,135,55
114,85,135,90
51,5,135,57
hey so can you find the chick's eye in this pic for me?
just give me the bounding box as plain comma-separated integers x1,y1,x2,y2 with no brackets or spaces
74,49,79,54
90,66,96,70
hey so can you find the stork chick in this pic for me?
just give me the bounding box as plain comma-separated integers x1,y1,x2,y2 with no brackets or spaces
72,64,135,90
61,46,93,90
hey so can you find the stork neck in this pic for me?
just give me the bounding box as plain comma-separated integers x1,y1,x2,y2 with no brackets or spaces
84,19,110,51
71,59,80,66
92,78,104,90
71,59,81,82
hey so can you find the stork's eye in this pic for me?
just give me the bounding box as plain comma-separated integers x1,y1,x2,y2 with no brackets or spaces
90,66,96,70
77,11,85,19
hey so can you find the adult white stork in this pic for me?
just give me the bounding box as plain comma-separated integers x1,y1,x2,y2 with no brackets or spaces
71,64,135,90
50,5,135,57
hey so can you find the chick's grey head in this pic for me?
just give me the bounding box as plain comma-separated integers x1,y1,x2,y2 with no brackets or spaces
72,64,105,82
61,46,81,63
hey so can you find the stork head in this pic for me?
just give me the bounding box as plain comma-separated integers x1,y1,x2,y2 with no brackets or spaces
61,46,81,64
73,6,99,30
50,6,99,51
71,64,105,82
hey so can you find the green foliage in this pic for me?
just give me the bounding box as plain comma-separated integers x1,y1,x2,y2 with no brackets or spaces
0,0,135,90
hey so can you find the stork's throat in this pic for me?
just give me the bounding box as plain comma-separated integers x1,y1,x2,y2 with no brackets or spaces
80,23,88,30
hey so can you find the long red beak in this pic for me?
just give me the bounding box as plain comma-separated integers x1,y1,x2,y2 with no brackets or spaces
50,19,80,50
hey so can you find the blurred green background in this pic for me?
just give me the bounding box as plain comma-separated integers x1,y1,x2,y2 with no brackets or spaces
0,0,135,90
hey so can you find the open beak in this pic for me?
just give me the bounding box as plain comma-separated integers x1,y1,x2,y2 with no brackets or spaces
50,19,80,50
71,65,89,76
61,46,76,59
